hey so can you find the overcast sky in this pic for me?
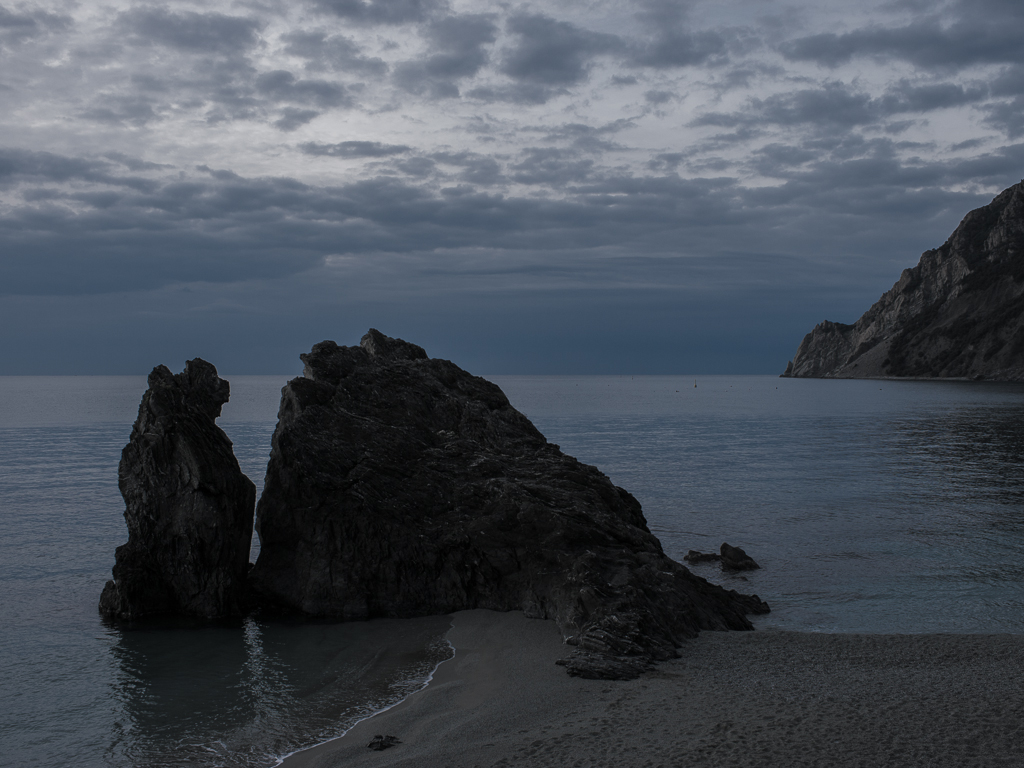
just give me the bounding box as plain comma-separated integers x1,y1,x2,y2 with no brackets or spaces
2,0,1023,374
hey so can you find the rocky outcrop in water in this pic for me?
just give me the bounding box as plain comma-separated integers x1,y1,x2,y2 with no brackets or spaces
783,180,1024,380
249,330,769,679
99,360,256,620
720,543,759,571
683,543,760,571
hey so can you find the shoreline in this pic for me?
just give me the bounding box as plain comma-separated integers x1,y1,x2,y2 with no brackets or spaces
282,610,1024,768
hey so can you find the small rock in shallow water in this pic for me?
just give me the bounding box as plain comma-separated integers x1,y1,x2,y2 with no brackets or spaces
720,543,760,571
367,735,401,751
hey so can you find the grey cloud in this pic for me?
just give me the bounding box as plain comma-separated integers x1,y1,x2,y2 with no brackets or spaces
645,89,674,104
431,152,504,185
694,80,989,133
611,75,638,86
782,3,1024,70
6,144,1024,328
119,8,262,55
0,3,71,47
627,0,725,69
312,0,447,25
465,82,555,105
273,108,321,131
759,84,876,127
992,65,1024,97
756,143,818,168
984,97,1024,138
300,141,410,157
0,148,158,192
500,14,623,87
646,152,685,171
79,96,161,127
395,156,436,177
510,148,594,185
393,14,497,98
102,153,174,171
535,120,633,152
280,30,387,75
256,70,350,108
877,81,987,113
630,30,725,69
950,138,987,151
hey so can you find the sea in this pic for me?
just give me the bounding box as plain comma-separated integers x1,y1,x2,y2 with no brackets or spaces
2,374,1023,767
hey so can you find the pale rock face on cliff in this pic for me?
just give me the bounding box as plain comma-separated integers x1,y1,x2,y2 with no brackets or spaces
783,180,1024,380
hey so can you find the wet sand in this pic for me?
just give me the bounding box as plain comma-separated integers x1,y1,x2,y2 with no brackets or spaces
283,610,1024,768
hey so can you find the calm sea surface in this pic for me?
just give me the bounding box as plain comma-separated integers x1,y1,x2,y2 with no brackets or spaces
2,374,1023,766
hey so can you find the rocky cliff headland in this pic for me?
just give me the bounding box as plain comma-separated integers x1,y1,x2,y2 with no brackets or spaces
101,331,769,678
783,180,1024,380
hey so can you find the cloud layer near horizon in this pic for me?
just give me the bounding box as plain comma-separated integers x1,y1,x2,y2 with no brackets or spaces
2,0,1024,373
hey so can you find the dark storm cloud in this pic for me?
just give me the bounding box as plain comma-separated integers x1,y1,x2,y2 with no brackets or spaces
393,14,497,98
499,14,623,88
280,30,387,75
299,141,411,157
118,7,262,55
312,0,447,25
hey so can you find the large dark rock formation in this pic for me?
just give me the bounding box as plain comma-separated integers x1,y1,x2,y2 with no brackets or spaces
249,330,768,678
99,360,256,620
783,180,1024,380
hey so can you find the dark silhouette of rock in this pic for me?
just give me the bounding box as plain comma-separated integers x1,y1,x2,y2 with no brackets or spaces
99,360,256,621
720,543,759,571
367,735,401,751
783,180,1024,380
684,550,722,564
249,330,769,679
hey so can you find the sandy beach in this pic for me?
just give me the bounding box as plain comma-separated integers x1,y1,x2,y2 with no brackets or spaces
282,610,1024,768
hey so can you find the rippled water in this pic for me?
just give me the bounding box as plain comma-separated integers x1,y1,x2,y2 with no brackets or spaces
2,374,1023,766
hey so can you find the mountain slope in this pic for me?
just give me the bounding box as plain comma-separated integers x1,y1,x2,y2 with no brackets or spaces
782,180,1024,380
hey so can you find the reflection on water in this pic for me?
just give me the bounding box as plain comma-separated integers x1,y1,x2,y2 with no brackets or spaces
106,615,453,767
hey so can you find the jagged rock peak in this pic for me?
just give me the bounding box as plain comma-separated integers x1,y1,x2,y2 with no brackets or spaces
250,330,768,679
783,180,1024,380
99,359,256,621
